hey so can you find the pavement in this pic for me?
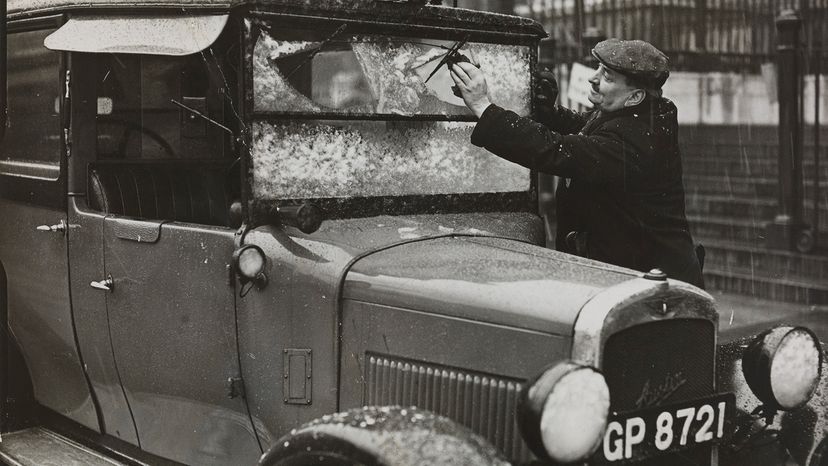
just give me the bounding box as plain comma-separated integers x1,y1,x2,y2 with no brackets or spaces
712,290,828,343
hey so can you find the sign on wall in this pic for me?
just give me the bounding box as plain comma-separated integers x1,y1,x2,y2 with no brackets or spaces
567,62,595,108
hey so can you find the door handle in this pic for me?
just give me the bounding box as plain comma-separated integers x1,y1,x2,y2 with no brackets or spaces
36,220,67,235
90,275,114,292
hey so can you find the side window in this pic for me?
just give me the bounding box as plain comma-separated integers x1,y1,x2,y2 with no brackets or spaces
0,28,62,179
95,54,228,160
86,51,238,227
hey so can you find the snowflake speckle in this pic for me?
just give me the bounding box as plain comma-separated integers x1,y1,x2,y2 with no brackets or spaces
251,121,528,199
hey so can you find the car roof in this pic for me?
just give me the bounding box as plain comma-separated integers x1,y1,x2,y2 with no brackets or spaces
9,0,234,16
8,0,546,38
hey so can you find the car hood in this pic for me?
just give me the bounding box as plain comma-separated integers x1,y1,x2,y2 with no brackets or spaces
289,211,546,253
238,211,639,436
343,235,638,335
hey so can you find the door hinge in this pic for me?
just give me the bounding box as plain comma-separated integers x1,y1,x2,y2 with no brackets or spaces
227,376,245,399
64,69,71,99
64,70,72,158
64,128,72,159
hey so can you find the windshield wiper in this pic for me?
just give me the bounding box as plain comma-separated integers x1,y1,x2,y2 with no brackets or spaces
424,36,470,83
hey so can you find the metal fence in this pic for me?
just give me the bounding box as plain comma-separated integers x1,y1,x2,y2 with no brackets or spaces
517,0,828,72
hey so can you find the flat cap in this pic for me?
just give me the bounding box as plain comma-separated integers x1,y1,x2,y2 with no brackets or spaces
591,38,670,88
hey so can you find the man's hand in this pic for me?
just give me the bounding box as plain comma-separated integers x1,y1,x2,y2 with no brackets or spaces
534,67,558,121
450,62,492,118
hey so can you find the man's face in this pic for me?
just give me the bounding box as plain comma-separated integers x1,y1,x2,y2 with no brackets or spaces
587,64,638,112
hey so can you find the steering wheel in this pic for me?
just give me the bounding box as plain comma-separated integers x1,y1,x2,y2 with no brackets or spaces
97,117,177,159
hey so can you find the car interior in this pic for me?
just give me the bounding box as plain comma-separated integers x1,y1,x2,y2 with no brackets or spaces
87,45,240,228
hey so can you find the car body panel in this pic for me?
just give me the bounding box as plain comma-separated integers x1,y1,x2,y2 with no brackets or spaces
7,0,545,41
236,224,355,449
237,211,640,455
2,3,822,466
102,218,260,465
67,197,139,445
236,212,543,447
339,300,566,461
339,300,564,388
0,200,99,431
64,48,140,446
344,235,637,335
0,13,100,436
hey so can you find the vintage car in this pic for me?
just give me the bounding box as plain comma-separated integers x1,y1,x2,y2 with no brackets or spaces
0,1,824,465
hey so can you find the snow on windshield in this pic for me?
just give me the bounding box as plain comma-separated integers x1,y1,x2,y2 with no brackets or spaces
253,30,531,116
251,121,529,199
253,37,324,113
251,28,532,200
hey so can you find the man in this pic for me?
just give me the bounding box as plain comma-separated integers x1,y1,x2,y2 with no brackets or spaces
449,38,704,288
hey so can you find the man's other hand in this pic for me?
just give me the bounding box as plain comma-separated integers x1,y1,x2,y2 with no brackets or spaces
450,62,492,118
534,67,558,121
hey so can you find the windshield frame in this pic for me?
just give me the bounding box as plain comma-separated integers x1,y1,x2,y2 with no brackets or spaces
241,11,541,223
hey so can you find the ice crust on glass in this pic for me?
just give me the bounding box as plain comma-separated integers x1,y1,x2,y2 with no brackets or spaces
253,30,531,116
251,28,533,200
253,35,323,113
251,121,529,199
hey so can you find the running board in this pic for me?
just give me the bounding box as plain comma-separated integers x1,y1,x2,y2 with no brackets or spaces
0,427,127,466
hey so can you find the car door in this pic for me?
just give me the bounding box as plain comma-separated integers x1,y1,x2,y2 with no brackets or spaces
97,48,259,466
102,218,259,465
0,20,100,432
57,15,260,465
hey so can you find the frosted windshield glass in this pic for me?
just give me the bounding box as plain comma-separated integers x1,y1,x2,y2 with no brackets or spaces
251,121,530,199
253,30,532,117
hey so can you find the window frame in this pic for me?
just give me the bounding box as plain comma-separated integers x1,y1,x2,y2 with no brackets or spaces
242,13,540,222
0,15,66,209
70,18,242,228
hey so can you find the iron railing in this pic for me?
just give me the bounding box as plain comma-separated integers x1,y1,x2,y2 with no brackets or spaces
514,0,827,73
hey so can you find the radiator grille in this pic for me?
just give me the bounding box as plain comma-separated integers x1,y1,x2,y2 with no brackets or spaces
602,319,716,465
364,354,532,462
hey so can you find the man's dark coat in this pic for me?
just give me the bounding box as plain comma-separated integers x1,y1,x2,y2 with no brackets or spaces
471,96,704,288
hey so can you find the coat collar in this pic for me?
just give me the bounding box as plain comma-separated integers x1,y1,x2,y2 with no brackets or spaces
582,95,676,131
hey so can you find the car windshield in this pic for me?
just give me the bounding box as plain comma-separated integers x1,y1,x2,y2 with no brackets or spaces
250,23,532,201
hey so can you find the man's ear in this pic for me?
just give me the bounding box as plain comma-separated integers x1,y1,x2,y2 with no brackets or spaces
624,89,646,107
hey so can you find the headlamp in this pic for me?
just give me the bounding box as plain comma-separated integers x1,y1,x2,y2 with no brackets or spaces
742,325,822,411
518,361,610,463
232,244,267,288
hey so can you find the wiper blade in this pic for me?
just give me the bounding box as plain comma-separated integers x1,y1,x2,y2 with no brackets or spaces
424,37,468,84
398,40,455,52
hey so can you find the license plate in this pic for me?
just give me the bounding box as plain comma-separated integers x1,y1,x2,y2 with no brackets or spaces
600,393,735,463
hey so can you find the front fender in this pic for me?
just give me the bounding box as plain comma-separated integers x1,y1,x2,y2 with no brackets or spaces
259,406,510,466
717,337,828,466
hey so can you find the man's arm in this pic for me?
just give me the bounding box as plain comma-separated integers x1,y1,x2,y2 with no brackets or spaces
536,105,590,135
450,61,647,187
471,104,646,188
534,68,589,134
